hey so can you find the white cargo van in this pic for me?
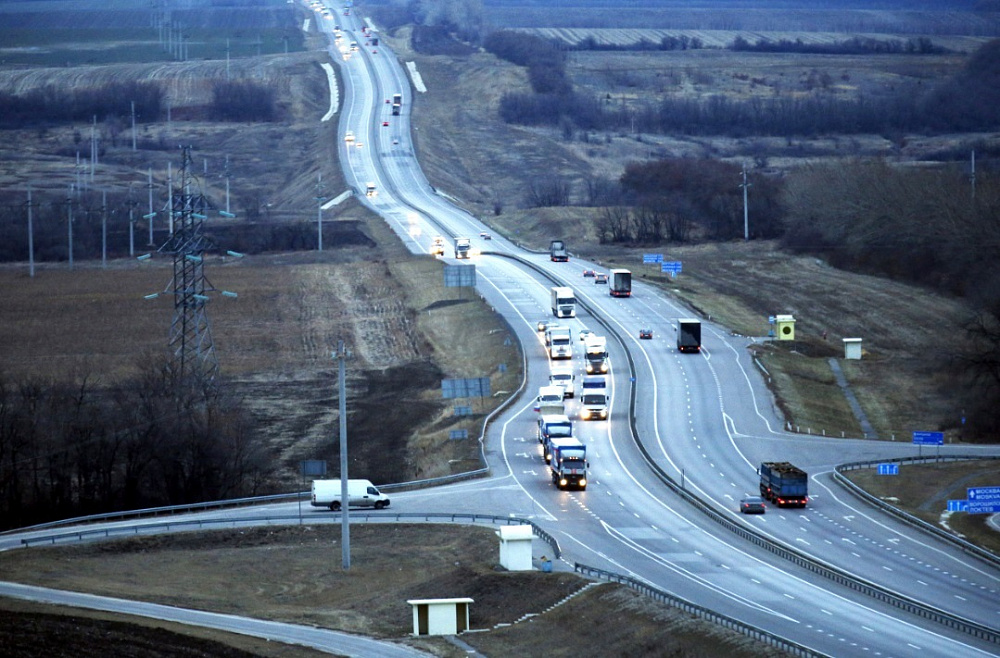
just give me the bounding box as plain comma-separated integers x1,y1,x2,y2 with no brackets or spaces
311,479,390,511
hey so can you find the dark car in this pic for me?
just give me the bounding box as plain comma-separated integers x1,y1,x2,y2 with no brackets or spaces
594,273,608,284
639,328,653,340
582,269,596,278
740,496,766,514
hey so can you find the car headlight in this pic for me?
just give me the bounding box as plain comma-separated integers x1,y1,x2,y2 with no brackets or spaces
579,478,587,487
559,478,568,486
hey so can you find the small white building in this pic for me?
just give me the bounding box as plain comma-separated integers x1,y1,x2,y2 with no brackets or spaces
843,337,863,360
497,524,534,571
407,598,473,636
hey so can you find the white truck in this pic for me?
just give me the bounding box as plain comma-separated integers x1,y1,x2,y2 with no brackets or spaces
549,366,575,399
454,237,471,259
550,286,576,318
580,375,608,421
365,182,377,197
546,325,572,360
534,385,565,415
584,335,609,374
610,269,632,297
310,479,390,511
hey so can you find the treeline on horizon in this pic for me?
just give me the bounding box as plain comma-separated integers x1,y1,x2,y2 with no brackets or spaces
487,32,1000,135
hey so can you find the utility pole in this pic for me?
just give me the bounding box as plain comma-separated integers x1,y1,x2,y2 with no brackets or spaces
971,149,976,201
336,341,351,570
315,173,326,252
67,186,74,270
27,185,35,278
147,167,156,245
740,163,752,242
131,100,137,151
101,189,108,269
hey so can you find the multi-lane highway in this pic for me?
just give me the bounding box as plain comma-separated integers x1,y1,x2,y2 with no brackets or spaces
3,4,1000,657
317,6,1000,656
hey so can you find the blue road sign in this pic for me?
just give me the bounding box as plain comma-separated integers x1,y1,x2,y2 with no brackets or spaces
877,463,899,475
967,502,1000,515
643,253,663,264
912,431,944,445
661,261,682,274
449,429,468,440
967,486,1000,502
947,500,968,512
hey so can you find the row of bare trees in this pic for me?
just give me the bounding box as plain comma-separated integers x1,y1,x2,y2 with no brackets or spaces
0,360,274,530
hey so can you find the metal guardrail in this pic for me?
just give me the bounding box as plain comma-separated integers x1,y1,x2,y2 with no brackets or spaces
834,455,1000,568
574,563,829,658
20,512,562,559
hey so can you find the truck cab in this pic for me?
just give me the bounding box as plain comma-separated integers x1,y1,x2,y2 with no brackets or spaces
580,375,608,420
534,385,565,415
454,237,471,259
548,436,588,490
365,182,377,197
584,335,609,374
549,367,575,399
546,325,572,360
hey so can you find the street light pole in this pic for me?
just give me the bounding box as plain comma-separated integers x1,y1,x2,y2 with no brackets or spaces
740,164,752,242
336,340,351,570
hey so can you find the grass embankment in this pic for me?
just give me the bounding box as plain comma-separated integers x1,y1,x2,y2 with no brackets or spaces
0,525,791,658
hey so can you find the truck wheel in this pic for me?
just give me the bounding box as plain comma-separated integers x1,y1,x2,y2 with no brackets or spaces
374,501,386,510
330,501,341,511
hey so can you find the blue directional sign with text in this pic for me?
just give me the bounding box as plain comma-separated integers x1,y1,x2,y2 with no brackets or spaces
877,463,899,475
912,431,944,445
967,486,1000,514
643,253,663,264
661,261,682,275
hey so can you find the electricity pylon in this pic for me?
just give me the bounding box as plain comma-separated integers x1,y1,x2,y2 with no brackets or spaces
158,146,219,383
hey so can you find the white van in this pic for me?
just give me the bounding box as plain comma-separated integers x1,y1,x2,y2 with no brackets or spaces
311,479,390,511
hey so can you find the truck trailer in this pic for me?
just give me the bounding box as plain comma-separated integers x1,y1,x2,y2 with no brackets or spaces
610,269,632,297
758,462,808,508
538,414,573,458
677,319,702,353
548,436,588,490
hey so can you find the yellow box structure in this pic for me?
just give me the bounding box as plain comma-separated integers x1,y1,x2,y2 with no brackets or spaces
775,314,796,341
408,598,473,636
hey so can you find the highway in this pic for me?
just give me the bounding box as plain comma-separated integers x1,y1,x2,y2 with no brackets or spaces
3,3,1000,657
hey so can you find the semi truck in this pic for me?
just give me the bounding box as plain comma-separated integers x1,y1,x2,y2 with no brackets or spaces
392,92,402,115
365,182,377,197
430,236,445,257
580,375,608,420
549,240,569,262
677,319,702,353
758,462,809,508
546,325,572,360
548,436,588,490
311,479,390,511
454,237,471,259
584,335,609,374
551,286,576,318
610,269,632,297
